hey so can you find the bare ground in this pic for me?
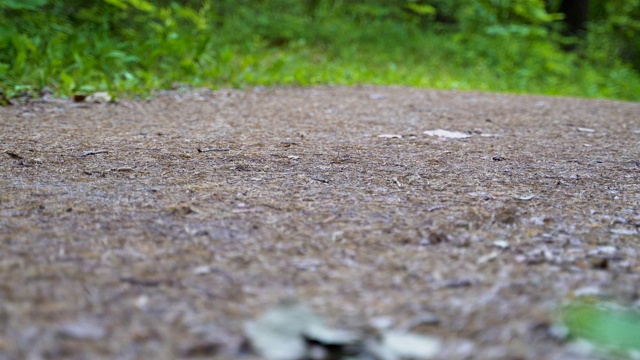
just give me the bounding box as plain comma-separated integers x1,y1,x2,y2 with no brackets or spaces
1,86,639,359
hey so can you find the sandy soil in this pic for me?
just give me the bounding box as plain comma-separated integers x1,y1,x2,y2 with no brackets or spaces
1,86,639,359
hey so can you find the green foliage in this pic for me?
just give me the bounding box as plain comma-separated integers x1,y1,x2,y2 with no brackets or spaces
0,0,47,10
447,0,562,33
103,0,155,12
587,0,640,69
0,0,639,102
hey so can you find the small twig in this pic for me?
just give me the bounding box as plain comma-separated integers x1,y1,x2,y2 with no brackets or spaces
231,208,263,213
259,203,282,211
5,151,24,159
197,147,230,153
120,276,163,287
79,150,108,157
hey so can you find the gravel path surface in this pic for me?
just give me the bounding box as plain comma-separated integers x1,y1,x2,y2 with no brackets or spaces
1,86,639,359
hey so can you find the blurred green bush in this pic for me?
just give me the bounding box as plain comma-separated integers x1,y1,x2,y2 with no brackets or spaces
0,0,638,101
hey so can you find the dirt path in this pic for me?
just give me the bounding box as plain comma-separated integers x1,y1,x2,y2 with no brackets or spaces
1,86,639,359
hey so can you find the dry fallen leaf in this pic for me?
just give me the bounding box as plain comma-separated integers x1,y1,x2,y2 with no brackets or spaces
244,300,359,360
375,331,441,359
193,265,212,275
610,229,638,236
492,240,509,249
513,194,536,201
378,134,403,139
244,302,309,360
86,91,112,103
245,301,448,360
57,319,106,340
477,250,500,265
423,129,471,139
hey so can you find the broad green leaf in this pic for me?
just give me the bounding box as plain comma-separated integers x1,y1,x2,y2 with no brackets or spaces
563,301,640,351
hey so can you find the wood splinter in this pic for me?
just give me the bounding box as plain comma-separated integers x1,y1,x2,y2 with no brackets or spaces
197,147,231,153
80,150,109,157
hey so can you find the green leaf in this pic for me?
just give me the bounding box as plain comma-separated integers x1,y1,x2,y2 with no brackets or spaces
102,0,154,12
405,3,436,16
563,301,640,351
102,0,128,10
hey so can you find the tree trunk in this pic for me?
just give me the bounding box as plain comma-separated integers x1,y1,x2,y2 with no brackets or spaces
559,0,589,37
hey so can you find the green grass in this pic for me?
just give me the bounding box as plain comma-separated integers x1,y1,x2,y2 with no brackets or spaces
1,2,639,102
